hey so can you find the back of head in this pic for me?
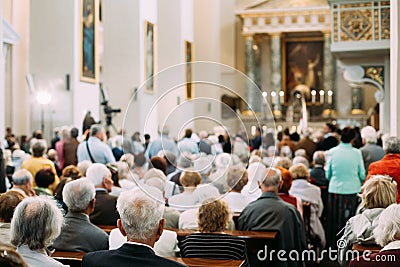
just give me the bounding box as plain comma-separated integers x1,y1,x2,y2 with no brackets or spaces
70,127,79,139
134,153,147,167
226,166,248,191
326,123,336,133
340,127,356,143
61,165,82,180
184,128,193,139
77,160,92,177
180,170,202,187
277,167,292,193
31,140,47,157
215,153,232,169
63,179,96,212
11,196,64,250
198,198,230,233
373,203,400,247
116,188,164,241
193,156,212,175
143,168,166,193
177,153,193,169
59,126,70,140
149,156,167,175
0,191,25,223
292,156,309,168
86,163,111,186
313,151,325,166
384,136,400,154
289,163,310,179
12,169,33,186
35,169,55,188
275,157,292,169
361,175,397,209
0,245,28,267
360,126,377,144
90,124,103,137
247,162,267,183
259,167,282,189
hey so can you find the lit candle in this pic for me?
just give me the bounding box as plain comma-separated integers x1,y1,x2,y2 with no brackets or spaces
319,90,325,104
311,90,316,104
279,91,285,104
271,91,277,104
327,90,333,104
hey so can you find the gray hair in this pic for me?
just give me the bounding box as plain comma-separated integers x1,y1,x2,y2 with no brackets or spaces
12,169,33,186
360,126,377,144
77,160,92,177
313,151,325,166
177,153,193,168
59,126,71,140
10,196,64,250
373,204,400,246
32,140,47,157
63,179,95,212
86,163,111,186
260,168,282,188
292,156,309,168
116,187,164,241
384,137,400,154
90,124,103,136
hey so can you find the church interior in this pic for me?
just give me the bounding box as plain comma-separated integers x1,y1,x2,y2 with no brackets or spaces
1,0,400,266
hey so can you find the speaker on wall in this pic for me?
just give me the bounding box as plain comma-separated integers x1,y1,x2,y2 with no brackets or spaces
66,74,70,91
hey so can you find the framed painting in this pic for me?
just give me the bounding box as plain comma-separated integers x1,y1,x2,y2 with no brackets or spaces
282,37,324,102
80,0,99,83
144,21,156,93
185,40,193,100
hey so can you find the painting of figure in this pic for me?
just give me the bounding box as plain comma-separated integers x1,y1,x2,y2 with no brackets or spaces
144,21,155,93
80,0,98,83
283,38,324,101
185,40,193,100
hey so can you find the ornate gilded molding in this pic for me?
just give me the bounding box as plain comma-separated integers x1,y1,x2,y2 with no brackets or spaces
363,66,384,86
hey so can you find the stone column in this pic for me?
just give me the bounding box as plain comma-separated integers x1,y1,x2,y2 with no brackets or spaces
244,34,261,113
270,33,282,118
323,32,334,109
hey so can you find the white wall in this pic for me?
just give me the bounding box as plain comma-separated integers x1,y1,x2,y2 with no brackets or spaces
0,0,5,140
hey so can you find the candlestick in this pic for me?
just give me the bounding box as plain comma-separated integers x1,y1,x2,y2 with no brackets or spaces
311,90,316,104
319,90,325,104
327,90,333,104
271,91,277,105
279,91,284,104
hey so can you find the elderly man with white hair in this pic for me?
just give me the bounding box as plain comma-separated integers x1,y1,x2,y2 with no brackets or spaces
238,168,306,267
11,196,67,267
86,163,119,226
51,179,109,252
9,169,35,197
82,187,186,267
360,126,385,170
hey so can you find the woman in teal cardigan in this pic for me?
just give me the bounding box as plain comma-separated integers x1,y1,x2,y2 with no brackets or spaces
326,126,366,247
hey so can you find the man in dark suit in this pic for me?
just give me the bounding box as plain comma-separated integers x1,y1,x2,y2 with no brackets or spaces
316,123,338,151
82,187,186,267
52,178,109,252
238,168,306,267
86,163,119,226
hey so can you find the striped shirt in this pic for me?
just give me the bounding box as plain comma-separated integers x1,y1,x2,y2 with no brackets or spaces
179,233,249,266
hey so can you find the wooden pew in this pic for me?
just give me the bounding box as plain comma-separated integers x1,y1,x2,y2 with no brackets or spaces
52,251,86,267
168,257,244,267
352,243,382,253
97,224,117,234
167,228,278,267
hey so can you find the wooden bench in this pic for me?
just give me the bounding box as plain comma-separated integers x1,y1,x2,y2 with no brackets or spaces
52,251,86,267
168,257,244,267
352,243,382,253
97,224,117,234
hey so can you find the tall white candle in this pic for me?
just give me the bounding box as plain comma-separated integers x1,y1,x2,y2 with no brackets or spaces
279,91,284,104
271,91,277,104
327,90,333,104
311,90,316,104
319,90,325,104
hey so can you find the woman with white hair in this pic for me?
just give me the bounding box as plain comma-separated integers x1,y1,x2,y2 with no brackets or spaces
349,204,400,267
360,126,385,170
338,175,397,266
10,196,66,266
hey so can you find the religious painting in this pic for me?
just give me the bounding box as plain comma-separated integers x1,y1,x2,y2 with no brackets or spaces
144,21,155,93
80,0,99,83
185,40,193,100
282,37,324,102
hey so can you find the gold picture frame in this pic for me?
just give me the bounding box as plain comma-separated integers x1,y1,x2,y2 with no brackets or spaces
80,0,99,83
282,36,324,102
144,21,156,94
184,40,193,100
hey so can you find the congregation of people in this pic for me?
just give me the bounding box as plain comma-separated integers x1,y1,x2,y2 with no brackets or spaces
1,121,400,267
